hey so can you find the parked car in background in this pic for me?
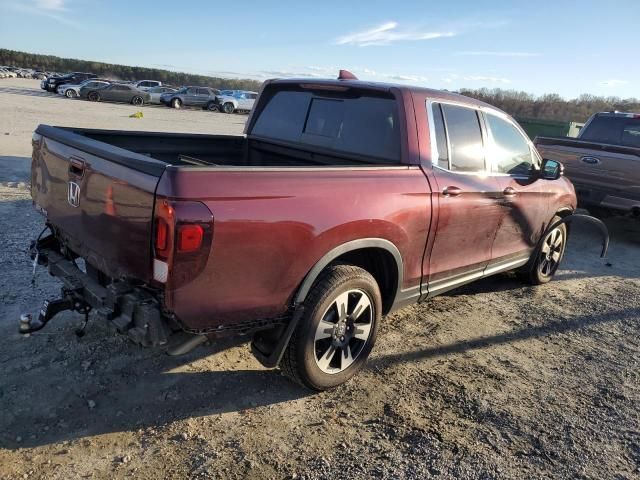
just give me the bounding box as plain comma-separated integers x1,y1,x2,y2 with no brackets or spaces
58,79,110,98
159,86,220,110
0,67,17,78
28,74,579,390
133,80,162,91
80,83,150,105
216,91,258,113
147,86,177,104
535,111,640,216
42,72,97,92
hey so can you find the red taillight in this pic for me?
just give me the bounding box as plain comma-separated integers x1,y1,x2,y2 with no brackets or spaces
155,218,169,252
152,196,213,288
177,224,204,253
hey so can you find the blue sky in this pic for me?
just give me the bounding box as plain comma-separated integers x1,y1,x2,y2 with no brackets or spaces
1,0,638,98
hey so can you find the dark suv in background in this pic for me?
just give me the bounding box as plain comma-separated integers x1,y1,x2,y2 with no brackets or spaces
41,72,97,92
159,86,220,110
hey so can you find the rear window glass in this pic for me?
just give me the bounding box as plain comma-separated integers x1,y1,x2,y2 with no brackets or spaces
581,116,640,148
431,103,449,169
251,89,401,163
441,104,485,172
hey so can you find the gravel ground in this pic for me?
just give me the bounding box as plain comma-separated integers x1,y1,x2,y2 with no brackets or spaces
0,78,639,480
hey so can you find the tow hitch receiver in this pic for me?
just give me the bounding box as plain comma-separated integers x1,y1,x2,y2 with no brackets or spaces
19,292,91,335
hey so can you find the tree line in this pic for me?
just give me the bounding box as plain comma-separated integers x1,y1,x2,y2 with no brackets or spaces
459,88,640,123
0,48,263,91
2,49,638,122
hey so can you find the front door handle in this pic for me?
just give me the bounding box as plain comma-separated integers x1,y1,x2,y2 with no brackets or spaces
443,186,462,197
503,186,517,197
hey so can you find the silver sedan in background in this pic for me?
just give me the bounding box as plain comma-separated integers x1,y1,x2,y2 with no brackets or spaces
147,86,177,104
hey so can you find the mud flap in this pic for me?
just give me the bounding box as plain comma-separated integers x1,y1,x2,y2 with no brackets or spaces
548,214,609,258
251,305,305,368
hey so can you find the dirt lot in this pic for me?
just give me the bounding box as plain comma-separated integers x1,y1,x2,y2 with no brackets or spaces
0,78,638,480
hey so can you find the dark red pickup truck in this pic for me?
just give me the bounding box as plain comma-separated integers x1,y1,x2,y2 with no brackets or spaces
27,75,580,390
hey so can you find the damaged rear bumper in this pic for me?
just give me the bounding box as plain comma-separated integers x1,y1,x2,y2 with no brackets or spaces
28,235,176,346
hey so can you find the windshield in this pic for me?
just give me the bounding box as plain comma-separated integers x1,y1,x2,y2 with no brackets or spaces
581,116,640,148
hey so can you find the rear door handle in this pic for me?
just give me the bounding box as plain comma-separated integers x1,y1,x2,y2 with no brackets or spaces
443,186,462,197
503,187,517,197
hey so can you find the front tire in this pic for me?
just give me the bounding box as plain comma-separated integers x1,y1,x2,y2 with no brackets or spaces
65,89,75,98
171,98,182,109
87,91,100,102
281,265,381,391
223,102,235,114
206,101,218,111
518,216,567,285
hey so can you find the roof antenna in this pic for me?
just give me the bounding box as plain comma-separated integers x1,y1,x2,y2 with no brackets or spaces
338,69,358,80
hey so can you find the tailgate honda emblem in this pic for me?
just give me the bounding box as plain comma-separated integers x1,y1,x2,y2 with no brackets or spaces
68,181,80,207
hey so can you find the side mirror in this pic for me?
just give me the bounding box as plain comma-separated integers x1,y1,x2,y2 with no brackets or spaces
540,159,564,180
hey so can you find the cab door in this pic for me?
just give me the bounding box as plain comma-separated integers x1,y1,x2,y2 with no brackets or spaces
194,88,211,106
184,87,199,105
425,101,504,296
483,112,552,267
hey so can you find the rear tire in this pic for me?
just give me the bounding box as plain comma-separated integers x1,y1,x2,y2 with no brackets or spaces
172,98,182,109
281,265,381,391
518,215,567,285
223,102,235,114
132,96,144,106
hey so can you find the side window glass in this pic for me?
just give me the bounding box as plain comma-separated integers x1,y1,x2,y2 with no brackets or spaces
441,104,485,172
431,103,449,169
187,88,197,95
486,114,534,175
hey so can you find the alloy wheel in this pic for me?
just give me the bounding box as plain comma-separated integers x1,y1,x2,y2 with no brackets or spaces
539,227,564,276
314,289,373,374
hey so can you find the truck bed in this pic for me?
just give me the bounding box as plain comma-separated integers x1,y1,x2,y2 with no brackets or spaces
35,125,247,170
535,135,640,212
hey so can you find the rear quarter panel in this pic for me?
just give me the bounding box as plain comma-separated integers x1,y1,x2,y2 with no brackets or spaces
157,167,431,330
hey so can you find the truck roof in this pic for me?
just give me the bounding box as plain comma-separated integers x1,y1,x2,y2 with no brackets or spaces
594,111,640,118
266,77,495,110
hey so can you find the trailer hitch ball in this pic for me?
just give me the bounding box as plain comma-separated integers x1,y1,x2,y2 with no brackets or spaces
19,313,32,337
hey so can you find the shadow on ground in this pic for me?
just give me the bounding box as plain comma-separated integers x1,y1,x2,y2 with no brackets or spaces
0,86,63,99
0,332,311,450
0,156,30,183
370,307,636,370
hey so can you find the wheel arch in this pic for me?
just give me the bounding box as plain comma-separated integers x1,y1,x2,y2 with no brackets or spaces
294,238,403,314
555,207,574,218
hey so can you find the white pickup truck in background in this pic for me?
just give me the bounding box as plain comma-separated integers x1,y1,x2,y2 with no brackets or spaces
216,91,258,114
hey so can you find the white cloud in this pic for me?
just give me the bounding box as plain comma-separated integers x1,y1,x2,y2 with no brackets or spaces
387,74,429,83
6,1,81,28
601,79,628,87
336,21,455,47
306,66,333,72
456,51,541,57
441,73,511,84
261,70,324,78
462,75,511,84
35,0,67,10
